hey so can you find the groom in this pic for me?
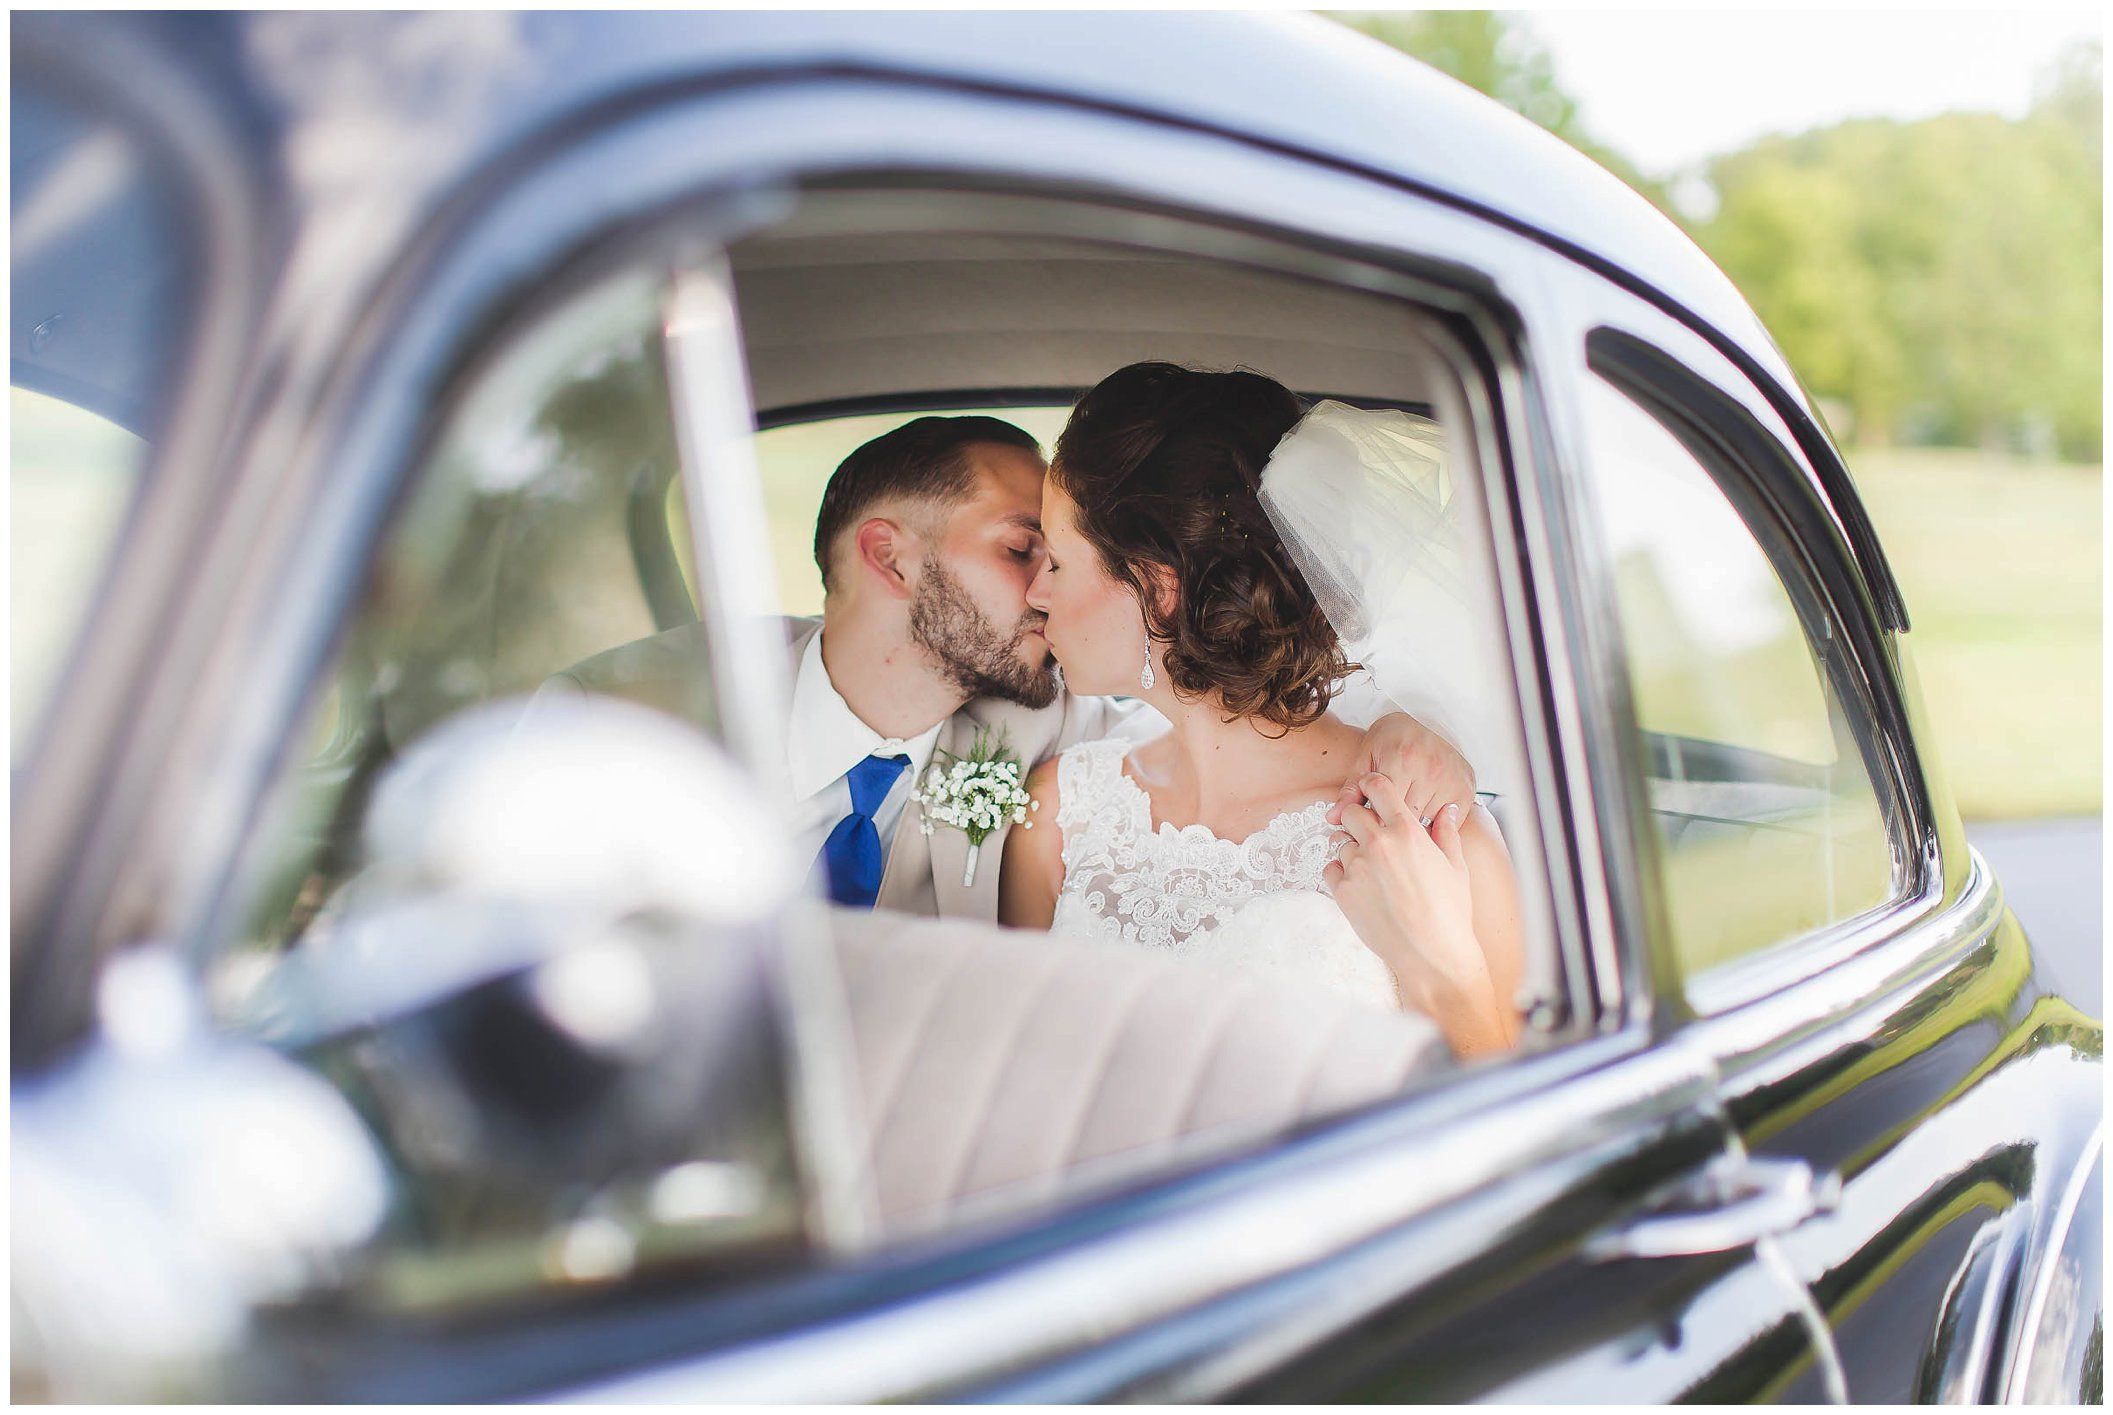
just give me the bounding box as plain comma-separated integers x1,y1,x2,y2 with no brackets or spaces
547,415,1476,920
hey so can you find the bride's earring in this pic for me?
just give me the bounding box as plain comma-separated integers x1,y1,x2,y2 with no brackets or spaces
1139,641,1156,691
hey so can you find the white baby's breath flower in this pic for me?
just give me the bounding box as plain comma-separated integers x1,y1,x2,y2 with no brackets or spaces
909,726,1037,852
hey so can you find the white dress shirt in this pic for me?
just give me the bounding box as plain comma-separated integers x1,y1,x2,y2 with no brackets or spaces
785,629,946,864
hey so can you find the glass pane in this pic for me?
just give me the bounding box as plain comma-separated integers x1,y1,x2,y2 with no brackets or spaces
196,268,825,1323
1583,375,1894,975
222,269,703,966
10,82,195,759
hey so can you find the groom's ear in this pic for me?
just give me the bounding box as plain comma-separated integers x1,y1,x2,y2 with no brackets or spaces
854,516,918,600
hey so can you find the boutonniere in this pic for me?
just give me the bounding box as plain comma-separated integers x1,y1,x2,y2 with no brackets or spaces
910,727,1036,888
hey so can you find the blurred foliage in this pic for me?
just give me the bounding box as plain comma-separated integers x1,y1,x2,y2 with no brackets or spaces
1332,15,2104,464
1331,11,1671,206
1701,59,2103,462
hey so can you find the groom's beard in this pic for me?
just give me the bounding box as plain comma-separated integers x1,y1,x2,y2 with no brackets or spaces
908,560,1060,710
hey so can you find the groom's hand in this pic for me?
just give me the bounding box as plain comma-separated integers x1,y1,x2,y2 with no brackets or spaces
1332,711,1474,828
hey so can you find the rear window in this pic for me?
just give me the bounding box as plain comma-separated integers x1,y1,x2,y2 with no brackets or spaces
680,406,1073,616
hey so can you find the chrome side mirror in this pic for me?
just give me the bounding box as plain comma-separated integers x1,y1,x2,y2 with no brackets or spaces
234,697,820,1315
14,698,827,1400
12,946,391,1401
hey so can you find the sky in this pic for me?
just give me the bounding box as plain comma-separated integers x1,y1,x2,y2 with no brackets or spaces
1518,8,2103,176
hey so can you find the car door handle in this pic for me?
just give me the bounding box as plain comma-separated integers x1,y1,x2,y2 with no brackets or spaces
1585,1155,1842,1262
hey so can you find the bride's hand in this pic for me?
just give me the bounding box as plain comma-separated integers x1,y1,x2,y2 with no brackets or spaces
1323,772,1512,1059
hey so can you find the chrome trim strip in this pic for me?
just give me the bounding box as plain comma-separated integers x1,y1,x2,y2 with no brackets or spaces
549,1039,1714,1403
1692,852,2002,1096
662,259,793,777
663,264,880,1253
2002,1121,2104,1403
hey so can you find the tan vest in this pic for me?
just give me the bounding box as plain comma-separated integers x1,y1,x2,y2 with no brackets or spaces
782,618,1118,920
544,616,1121,921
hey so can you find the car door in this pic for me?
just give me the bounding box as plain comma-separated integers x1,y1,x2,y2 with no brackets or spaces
1547,287,2101,1402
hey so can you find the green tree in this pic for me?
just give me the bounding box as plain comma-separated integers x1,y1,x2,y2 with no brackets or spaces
1328,14,2099,461
1329,10,1671,209
1700,75,2101,461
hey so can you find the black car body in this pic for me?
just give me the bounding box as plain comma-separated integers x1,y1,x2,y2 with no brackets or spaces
10,11,2101,1404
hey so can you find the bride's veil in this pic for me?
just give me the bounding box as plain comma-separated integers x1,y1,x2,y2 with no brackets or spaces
1257,400,1507,774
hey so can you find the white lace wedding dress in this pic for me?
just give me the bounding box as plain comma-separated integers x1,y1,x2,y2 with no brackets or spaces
1048,738,1402,1010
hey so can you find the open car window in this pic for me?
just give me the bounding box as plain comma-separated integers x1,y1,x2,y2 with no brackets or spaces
709,199,1573,1243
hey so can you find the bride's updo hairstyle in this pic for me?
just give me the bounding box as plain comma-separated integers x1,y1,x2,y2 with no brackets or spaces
1051,361,1350,731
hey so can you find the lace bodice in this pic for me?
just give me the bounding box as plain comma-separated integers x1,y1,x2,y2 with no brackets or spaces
1048,738,1399,1009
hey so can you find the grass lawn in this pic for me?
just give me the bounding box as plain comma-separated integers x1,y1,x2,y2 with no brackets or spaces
1848,448,2101,821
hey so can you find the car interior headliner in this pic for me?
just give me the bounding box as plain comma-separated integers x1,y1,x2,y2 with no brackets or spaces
730,226,1449,420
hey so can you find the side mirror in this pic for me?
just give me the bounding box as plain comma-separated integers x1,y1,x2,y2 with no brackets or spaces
13,698,840,1401
235,696,830,1316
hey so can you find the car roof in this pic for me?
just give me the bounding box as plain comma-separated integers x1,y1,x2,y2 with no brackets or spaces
18,11,1904,631
14,10,1797,401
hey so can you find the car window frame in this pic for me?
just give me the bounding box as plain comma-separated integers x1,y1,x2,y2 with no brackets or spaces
1575,323,1939,1016
10,17,267,1066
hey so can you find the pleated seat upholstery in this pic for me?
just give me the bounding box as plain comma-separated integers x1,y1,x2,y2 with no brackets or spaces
823,908,1449,1237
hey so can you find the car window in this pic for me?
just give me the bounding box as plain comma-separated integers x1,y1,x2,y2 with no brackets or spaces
1580,371,1895,978
194,264,826,1319
10,81,198,759
705,204,1578,1245
217,268,705,968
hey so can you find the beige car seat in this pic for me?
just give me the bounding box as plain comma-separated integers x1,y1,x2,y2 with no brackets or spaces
822,909,1450,1239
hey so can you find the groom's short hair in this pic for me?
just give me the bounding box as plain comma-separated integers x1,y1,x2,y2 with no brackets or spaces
813,414,1044,591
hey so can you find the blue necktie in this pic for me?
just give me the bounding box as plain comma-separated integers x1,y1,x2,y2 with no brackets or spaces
819,753,911,908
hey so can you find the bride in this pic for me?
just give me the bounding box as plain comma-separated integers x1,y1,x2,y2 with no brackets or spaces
998,362,1524,1060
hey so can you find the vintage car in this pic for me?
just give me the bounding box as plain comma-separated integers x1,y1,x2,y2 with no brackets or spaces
10,10,2101,1404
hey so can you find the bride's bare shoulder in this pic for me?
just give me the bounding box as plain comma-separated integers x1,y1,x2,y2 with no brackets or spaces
1295,713,1368,778
1305,712,1367,753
